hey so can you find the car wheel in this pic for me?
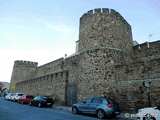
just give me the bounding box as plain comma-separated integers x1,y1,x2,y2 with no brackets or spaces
72,106,78,114
29,102,32,106
38,103,42,108
97,109,105,119
143,114,156,120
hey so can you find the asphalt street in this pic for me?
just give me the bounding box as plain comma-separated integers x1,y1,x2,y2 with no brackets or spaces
0,97,136,120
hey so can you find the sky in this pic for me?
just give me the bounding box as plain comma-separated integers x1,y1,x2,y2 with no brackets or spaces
0,0,160,83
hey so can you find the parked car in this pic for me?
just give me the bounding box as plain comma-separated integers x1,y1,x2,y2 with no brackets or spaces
5,93,14,100
29,96,54,108
72,97,121,119
10,93,24,102
137,106,160,120
18,95,34,104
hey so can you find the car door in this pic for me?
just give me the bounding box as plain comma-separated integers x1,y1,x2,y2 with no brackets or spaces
78,98,93,113
32,96,39,105
89,98,102,114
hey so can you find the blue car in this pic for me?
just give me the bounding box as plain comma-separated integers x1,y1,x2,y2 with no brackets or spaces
72,97,121,119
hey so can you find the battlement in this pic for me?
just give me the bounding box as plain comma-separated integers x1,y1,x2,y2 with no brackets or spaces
38,58,63,68
80,8,130,27
14,60,38,67
133,40,160,59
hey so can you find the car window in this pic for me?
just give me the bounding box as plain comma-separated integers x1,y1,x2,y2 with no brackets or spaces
37,96,41,100
85,98,92,103
107,99,118,105
18,94,24,96
22,95,26,98
34,96,38,100
26,95,33,98
43,96,48,99
92,98,100,103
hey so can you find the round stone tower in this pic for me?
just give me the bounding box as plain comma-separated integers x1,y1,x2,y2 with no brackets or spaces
78,8,133,63
10,60,38,92
76,8,134,101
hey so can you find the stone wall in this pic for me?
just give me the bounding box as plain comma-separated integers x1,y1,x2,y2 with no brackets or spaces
10,60,38,92
133,40,160,59
76,47,132,102
10,8,160,113
32,58,64,78
16,71,69,105
115,56,160,112
79,8,133,60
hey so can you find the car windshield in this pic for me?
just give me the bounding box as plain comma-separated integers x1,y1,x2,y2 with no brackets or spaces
107,99,118,105
18,94,24,96
26,95,33,98
43,96,49,99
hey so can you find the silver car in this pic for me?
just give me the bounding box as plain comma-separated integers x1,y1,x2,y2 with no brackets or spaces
72,97,121,119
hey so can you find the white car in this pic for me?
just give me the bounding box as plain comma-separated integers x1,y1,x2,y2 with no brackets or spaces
137,106,160,120
10,93,24,102
5,93,14,100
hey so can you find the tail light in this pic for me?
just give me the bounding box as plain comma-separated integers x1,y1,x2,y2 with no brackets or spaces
43,100,47,102
107,103,112,108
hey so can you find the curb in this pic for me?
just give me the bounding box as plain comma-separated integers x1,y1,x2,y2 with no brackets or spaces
52,105,72,112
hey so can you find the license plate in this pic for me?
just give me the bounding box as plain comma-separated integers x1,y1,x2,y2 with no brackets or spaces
115,112,120,114
47,103,51,105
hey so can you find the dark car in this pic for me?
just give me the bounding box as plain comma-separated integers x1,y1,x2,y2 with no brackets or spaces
18,95,34,104
72,97,121,119
29,96,54,108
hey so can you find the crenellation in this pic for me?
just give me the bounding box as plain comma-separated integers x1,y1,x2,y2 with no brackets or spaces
133,40,160,59
94,8,101,14
110,9,116,15
102,8,109,14
87,10,93,16
15,60,38,67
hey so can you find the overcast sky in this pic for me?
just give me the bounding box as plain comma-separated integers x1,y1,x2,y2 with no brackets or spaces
0,0,160,83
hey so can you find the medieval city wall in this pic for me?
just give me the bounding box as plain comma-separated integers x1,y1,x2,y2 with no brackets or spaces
32,58,64,78
115,55,160,112
10,60,38,91
79,8,133,60
16,70,69,105
10,8,160,113
133,40,160,59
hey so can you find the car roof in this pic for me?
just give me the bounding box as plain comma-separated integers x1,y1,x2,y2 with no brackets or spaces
87,97,113,100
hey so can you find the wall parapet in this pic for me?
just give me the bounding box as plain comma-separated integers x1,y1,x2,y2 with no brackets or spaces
16,70,69,86
38,58,64,68
14,60,38,67
80,8,131,28
133,40,160,59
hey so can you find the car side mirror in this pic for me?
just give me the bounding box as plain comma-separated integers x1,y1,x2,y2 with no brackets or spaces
83,101,86,104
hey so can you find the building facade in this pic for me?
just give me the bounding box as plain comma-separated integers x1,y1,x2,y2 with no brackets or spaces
10,8,160,112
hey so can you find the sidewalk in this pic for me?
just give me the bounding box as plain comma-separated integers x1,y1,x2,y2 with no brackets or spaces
52,104,72,112
52,105,137,120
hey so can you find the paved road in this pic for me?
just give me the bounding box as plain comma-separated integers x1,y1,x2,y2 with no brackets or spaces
0,97,136,120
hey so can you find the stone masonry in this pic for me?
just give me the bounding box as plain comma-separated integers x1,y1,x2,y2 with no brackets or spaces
10,8,160,112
